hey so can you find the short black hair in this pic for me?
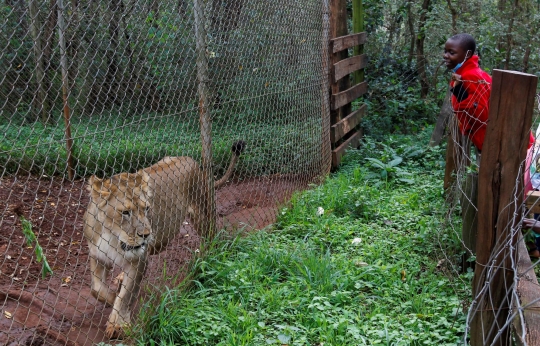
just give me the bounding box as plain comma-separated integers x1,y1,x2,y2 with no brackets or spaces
449,33,476,55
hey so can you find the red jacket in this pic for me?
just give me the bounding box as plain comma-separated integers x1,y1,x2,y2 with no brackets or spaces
450,55,534,151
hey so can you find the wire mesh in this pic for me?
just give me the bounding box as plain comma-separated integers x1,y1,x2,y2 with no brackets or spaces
442,67,540,344
0,0,331,344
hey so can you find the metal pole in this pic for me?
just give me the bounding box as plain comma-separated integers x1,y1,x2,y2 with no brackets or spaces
193,0,216,239
57,0,75,180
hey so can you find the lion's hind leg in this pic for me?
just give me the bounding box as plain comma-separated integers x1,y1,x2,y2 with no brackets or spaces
90,256,117,306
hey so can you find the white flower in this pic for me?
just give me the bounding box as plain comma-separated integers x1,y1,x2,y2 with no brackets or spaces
316,207,324,216
351,237,362,245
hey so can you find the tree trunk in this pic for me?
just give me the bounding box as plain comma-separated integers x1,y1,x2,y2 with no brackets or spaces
68,0,79,87
28,0,48,123
105,0,122,107
178,0,188,20
406,0,415,67
503,0,518,70
416,0,431,98
445,0,458,34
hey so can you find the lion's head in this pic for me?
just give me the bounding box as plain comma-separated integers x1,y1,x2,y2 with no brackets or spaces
86,172,153,258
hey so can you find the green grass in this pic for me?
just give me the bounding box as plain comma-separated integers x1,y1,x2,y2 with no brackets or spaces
132,130,470,345
0,112,323,178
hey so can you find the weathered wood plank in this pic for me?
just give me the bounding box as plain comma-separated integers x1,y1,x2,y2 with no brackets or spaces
513,239,540,346
330,104,366,143
330,32,367,53
333,54,367,82
429,89,453,147
460,172,478,271
332,129,362,167
471,70,538,345
331,81,367,110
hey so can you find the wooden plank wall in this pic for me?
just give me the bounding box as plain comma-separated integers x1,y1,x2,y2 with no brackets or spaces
328,0,367,168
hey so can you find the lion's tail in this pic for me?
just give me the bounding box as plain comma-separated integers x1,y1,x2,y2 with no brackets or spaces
214,140,246,189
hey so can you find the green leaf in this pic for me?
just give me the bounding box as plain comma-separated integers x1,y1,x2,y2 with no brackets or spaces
387,157,403,167
277,334,291,344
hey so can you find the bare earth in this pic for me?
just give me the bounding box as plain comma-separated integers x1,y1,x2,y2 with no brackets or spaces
0,174,308,345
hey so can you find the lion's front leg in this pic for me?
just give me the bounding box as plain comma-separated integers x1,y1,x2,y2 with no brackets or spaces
105,257,147,339
89,256,116,306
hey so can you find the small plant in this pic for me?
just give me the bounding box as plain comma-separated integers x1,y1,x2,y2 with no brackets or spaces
19,215,53,278
365,156,414,185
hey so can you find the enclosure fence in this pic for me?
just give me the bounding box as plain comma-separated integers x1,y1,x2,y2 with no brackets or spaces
0,0,332,344
442,69,540,345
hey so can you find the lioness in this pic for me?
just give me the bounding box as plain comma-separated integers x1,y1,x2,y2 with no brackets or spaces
83,141,245,338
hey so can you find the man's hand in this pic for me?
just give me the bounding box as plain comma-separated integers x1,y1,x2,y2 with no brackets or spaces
451,73,462,86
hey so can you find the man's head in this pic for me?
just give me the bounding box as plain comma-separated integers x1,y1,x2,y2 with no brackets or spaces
443,33,476,70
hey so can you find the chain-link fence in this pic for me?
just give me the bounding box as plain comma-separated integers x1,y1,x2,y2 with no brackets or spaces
0,0,331,344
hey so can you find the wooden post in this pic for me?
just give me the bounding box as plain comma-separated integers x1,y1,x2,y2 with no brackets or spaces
194,0,216,240
430,89,453,147
321,0,332,175
460,172,478,271
351,0,364,85
329,0,350,124
57,0,75,180
471,70,538,346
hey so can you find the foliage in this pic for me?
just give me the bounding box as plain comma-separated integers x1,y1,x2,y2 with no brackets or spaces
20,215,52,279
356,0,540,139
131,130,470,345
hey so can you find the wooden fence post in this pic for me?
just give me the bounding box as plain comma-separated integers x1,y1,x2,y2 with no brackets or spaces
471,70,538,345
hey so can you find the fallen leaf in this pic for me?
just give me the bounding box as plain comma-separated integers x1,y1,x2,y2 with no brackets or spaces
50,203,55,206
4,311,12,319
61,276,72,287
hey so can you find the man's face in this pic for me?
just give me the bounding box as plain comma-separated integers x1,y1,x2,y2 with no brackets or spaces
443,39,469,70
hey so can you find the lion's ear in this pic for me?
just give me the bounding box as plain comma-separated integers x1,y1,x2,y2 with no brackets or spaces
87,175,111,200
139,170,153,198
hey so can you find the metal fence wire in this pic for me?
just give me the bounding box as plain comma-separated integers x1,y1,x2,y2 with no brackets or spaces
0,0,331,344
443,84,540,344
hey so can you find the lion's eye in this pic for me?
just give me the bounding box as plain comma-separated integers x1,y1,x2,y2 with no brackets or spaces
145,206,150,213
121,210,131,216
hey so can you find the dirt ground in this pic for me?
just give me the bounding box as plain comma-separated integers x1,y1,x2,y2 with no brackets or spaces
0,174,308,345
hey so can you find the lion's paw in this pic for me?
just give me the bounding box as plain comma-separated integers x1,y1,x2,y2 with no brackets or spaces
105,322,127,339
